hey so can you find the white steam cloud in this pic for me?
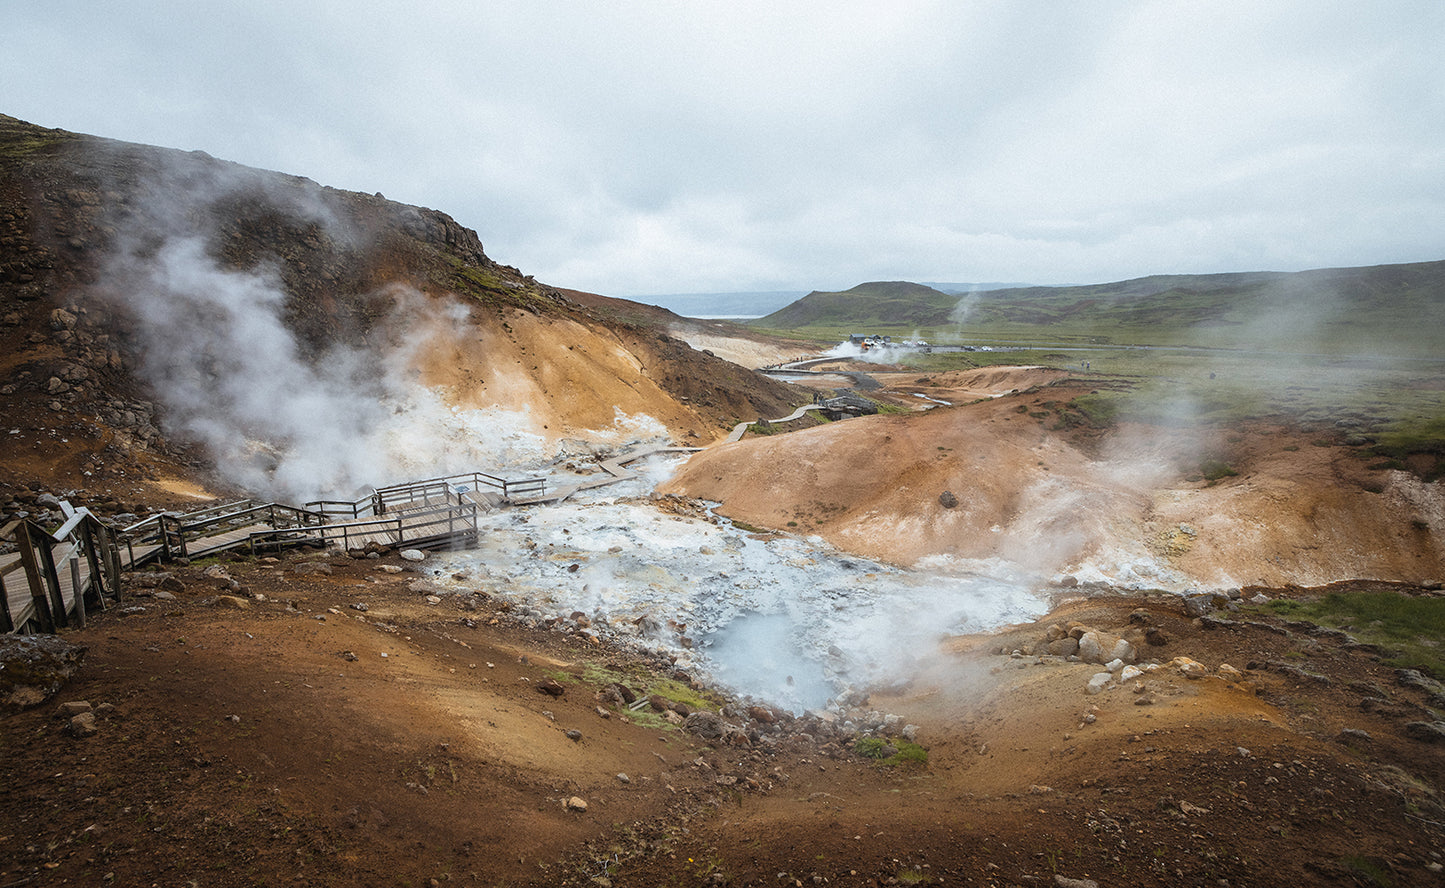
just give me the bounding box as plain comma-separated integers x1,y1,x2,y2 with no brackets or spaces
88,149,656,500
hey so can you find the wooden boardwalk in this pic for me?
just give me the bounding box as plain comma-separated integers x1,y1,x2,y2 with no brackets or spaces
2,450,703,634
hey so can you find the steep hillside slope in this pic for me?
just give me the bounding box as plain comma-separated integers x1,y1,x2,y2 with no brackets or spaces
0,114,800,500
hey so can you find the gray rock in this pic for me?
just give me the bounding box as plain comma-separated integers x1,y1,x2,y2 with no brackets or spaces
1077,631,1106,664
1404,721,1445,744
938,491,959,509
1085,673,1112,695
0,635,88,709
1047,637,1079,657
69,711,98,737
400,549,426,562
55,700,93,717
292,561,333,576
1054,876,1099,888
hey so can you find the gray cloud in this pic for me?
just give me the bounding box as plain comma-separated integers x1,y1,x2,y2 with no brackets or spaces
5,1,1442,296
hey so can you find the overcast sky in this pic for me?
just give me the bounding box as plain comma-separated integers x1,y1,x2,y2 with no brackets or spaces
5,2,1443,297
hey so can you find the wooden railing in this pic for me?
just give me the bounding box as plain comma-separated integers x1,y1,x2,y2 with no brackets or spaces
2,506,123,634
311,471,545,517
118,502,325,567
247,502,480,554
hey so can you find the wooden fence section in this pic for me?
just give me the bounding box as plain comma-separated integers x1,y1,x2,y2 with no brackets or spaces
1,464,549,634
1,506,123,634
119,501,326,568
306,470,545,519
247,501,480,554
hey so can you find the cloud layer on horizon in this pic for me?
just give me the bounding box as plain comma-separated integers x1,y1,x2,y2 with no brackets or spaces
5,1,1442,296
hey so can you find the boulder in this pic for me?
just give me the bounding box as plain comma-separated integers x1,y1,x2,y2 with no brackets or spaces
1404,721,1445,744
682,710,730,741
400,549,426,562
68,711,98,737
1,635,87,709
1046,637,1079,657
1078,629,1133,664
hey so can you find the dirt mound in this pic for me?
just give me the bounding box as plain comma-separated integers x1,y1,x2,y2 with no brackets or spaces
662,373,1445,587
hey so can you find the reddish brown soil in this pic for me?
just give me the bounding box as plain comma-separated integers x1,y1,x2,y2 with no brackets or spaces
3,548,1444,887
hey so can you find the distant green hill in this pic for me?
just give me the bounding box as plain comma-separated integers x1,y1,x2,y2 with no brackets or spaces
758,281,957,329
753,261,1445,355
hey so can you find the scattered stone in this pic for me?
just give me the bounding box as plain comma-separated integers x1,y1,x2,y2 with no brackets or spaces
536,679,566,697
292,561,333,576
1168,656,1210,679
342,651,359,662
1217,663,1244,681
425,595,442,605
1054,875,1099,888
1119,665,1144,683
378,565,404,574
616,773,630,784
1085,673,1112,695
0,635,88,709
565,729,582,742
400,549,426,562
595,706,611,719
350,602,369,612
55,700,92,718
1337,728,1372,743
564,796,588,812
938,491,959,509
212,596,250,610
1145,627,1169,646
68,711,98,737
153,590,177,601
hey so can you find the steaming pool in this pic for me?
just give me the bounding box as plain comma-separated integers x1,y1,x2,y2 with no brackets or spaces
434,454,1049,713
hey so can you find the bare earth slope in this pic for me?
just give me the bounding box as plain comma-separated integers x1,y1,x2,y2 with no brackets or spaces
3,554,1442,887
662,368,1444,588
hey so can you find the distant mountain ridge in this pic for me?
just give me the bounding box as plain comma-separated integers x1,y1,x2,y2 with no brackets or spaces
752,263,1445,354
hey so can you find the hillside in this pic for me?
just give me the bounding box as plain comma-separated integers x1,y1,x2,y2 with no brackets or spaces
756,280,956,329
754,263,1445,355
0,114,801,502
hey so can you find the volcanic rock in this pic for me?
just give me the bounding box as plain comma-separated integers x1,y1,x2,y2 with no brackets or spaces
0,635,87,709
